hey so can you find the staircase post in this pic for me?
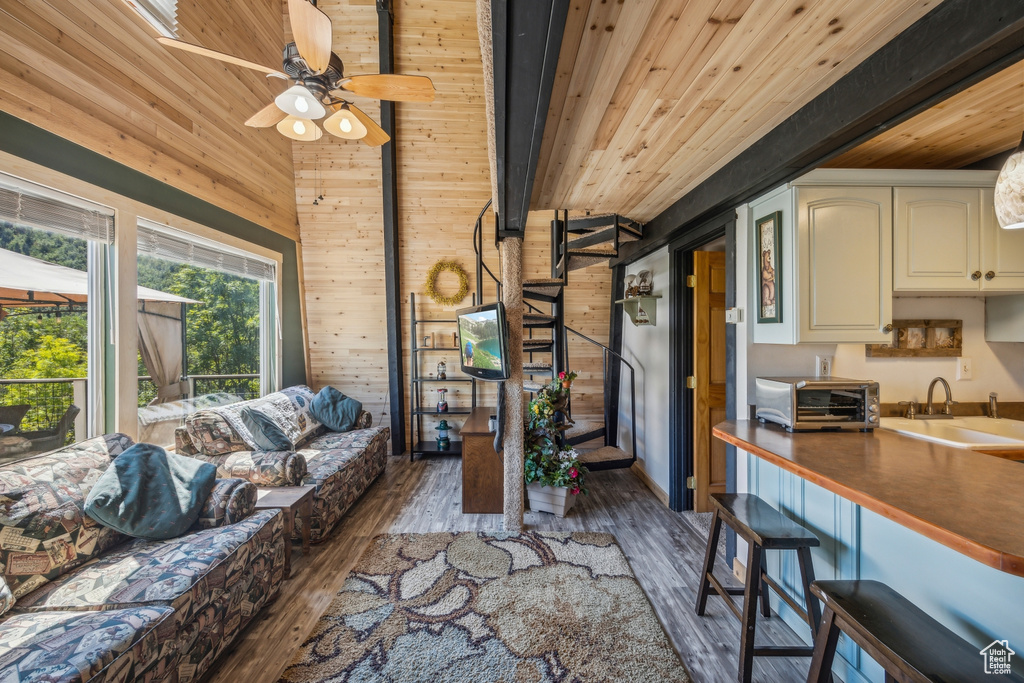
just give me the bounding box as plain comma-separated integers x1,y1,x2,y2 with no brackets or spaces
500,236,524,531
550,213,565,376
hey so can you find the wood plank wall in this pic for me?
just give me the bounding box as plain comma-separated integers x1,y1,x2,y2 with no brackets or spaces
0,0,298,239
298,0,612,451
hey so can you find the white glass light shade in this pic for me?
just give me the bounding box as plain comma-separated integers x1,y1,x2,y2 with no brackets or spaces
323,107,368,140
274,85,326,120
276,115,323,141
995,132,1024,230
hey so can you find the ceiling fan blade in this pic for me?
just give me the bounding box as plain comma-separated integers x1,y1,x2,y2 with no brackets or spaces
245,102,288,128
347,104,391,146
340,75,435,103
287,0,332,73
157,37,287,78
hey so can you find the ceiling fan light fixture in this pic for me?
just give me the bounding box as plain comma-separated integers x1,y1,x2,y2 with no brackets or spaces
996,131,1024,230
275,84,327,119
277,115,323,141
323,105,367,140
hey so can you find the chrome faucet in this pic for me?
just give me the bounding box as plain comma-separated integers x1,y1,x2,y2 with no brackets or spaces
923,377,955,419
989,392,1000,419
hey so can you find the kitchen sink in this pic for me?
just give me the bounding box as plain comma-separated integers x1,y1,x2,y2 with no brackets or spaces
880,416,1024,450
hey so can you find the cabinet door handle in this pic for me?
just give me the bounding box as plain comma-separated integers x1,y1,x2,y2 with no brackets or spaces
985,271,996,280
971,271,982,281
882,324,893,333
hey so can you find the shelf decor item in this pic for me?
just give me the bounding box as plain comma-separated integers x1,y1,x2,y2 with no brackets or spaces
436,420,451,450
865,319,962,357
436,387,448,413
559,370,577,389
756,210,782,324
437,359,447,380
424,260,469,306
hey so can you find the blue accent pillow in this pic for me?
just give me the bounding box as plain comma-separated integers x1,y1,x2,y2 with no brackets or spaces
310,386,363,432
85,443,217,540
240,406,293,451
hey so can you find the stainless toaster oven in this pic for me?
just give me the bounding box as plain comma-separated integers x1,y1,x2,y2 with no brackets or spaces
755,377,880,432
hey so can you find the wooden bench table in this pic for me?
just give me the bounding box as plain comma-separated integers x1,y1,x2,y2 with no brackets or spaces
255,484,315,577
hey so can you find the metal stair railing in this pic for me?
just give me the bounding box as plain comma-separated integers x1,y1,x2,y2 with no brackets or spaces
471,200,636,459
565,325,637,459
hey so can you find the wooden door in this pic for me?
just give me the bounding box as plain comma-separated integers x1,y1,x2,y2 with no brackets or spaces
692,251,727,513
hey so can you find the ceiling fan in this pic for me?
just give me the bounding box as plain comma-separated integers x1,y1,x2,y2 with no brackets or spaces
157,0,434,146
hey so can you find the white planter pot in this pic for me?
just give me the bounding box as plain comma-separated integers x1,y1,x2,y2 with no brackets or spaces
526,482,577,517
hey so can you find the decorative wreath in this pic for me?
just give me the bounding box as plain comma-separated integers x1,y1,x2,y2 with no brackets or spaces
425,260,469,306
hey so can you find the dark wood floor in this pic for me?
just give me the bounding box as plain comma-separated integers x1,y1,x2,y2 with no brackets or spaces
207,455,810,683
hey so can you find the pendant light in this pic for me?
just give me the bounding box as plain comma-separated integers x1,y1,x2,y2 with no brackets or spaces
274,85,327,120
276,115,323,141
995,131,1024,230
323,105,368,140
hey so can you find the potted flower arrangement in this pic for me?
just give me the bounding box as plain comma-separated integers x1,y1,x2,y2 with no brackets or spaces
524,375,589,517
558,369,578,389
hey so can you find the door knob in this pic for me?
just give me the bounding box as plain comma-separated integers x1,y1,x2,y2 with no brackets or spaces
971,271,982,280
882,324,893,333
985,271,995,280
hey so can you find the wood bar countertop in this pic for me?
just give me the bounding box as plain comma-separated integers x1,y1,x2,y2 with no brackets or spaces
713,420,1024,577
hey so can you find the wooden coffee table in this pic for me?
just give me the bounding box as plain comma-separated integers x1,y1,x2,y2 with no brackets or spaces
255,484,315,577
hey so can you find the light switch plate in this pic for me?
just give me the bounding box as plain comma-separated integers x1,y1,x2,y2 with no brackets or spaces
725,308,743,324
957,357,972,380
816,355,833,378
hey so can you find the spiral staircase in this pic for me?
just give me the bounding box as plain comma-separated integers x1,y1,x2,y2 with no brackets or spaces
473,203,640,470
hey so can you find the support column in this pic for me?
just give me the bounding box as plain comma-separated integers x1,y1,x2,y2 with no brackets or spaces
501,236,524,531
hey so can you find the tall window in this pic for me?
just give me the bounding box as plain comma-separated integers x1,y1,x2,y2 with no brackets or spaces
0,174,112,456
135,220,277,445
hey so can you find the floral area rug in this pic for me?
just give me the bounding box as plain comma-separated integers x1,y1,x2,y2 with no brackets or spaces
280,531,692,682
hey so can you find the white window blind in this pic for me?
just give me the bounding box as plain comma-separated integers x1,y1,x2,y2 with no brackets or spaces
123,0,178,38
137,220,276,282
0,175,114,244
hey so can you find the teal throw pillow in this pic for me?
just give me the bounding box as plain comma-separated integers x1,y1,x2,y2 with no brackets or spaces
310,386,363,432
84,443,216,540
240,406,293,451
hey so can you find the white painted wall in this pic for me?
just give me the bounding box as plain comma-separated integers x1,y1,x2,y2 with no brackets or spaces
746,296,1024,404
617,247,671,493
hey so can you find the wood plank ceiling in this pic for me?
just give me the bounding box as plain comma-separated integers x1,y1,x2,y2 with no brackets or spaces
0,0,298,239
826,60,1024,169
531,0,942,222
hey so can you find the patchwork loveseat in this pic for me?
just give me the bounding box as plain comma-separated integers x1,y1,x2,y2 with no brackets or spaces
0,434,285,683
174,385,389,543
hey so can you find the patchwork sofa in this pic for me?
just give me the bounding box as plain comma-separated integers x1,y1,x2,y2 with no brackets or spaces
174,385,389,543
0,433,285,683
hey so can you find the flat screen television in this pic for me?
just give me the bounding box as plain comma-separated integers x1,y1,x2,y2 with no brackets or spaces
457,302,510,381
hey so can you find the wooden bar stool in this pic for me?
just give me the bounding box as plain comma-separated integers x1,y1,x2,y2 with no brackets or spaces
695,493,822,683
808,580,1024,683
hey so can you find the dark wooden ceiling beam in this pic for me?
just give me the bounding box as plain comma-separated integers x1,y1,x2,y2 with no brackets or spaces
491,0,569,239
614,0,1024,266
378,0,405,455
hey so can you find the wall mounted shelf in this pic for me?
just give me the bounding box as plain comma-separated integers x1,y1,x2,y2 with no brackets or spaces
616,295,661,326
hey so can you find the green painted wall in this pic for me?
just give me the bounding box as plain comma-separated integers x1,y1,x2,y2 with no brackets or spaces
0,112,307,394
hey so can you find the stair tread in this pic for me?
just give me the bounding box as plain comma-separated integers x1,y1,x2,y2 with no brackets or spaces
523,314,557,323
523,278,565,286
565,419,605,439
578,446,629,464
567,247,617,256
522,361,552,370
523,380,543,392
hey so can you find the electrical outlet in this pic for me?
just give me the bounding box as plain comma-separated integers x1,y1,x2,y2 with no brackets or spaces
957,357,973,381
815,355,833,378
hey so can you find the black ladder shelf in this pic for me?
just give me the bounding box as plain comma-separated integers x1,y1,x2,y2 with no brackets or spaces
409,292,477,461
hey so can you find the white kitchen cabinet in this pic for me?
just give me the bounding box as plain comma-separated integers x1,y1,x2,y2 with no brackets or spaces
750,183,893,344
894,186,980,291
980,188,1024,291
894,186,1024,292
797,186,893,343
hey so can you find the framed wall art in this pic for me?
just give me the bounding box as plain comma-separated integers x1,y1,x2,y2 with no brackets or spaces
755,211,782,323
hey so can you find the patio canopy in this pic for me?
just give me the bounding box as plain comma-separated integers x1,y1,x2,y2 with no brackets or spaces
0,249,198,307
